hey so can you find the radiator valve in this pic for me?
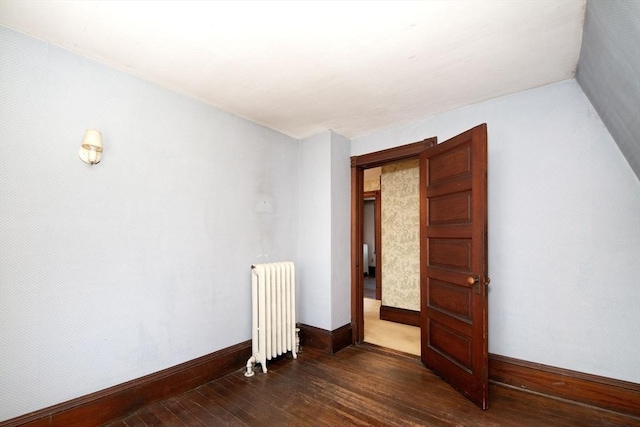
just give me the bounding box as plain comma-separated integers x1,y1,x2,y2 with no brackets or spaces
244,355,257,377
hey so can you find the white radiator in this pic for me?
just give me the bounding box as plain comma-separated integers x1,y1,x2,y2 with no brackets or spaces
245,262,298,377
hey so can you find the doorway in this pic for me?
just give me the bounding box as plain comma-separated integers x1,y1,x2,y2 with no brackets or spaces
362,162,422,355
350,138,437,344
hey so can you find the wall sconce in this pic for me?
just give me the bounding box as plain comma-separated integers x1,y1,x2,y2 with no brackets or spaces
78,129,103,165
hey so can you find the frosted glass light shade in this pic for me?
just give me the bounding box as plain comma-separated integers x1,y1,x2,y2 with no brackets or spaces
79,129,103,165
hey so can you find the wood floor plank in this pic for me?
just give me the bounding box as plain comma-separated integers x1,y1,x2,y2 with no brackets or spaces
105,345,640,427
175,391,229,426
197,381,267,425
221,374,328,426
189,385,247,426
136,408,166,426
259,354,432,426
228,368,370,426
142,403,186,426
206,376,304,426
161,399,206,427
121,414,147,427
296,349,467,425
192,383,250,426
262,374,374,424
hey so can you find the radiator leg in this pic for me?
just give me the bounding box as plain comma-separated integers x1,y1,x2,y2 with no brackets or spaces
294,327,300,358
244,355,257,377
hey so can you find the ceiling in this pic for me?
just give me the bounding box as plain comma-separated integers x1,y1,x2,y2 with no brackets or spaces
0,1,586,140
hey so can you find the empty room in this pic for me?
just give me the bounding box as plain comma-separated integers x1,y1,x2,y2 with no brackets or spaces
1,1,638,426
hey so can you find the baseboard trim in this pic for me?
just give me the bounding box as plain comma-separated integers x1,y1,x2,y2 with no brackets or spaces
379,305,420,327
331,323,354,353
298,323,353,354
489,354,640,417
0,340,252,427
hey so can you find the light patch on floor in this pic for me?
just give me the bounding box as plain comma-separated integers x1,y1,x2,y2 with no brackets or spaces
363,298,421,356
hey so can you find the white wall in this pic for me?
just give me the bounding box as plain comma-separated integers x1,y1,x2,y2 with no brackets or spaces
297,130,352,331
353,79,640,383
297,131,332,330
330,131,352,330
0,26,298,421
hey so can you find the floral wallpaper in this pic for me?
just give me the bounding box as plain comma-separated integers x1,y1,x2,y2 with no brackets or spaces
381,159,420,311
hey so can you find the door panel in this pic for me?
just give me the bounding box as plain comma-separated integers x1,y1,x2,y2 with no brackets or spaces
429,145,472,183
429,191,472,223
420,124,489,409
429,279,473,321
428,239,472,270
429,319,472,368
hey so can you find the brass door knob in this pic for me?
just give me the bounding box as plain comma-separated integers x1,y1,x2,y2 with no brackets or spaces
466,276,478,285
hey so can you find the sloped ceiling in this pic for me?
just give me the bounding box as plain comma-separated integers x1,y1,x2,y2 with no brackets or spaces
0,1,585,140
576,0,640,180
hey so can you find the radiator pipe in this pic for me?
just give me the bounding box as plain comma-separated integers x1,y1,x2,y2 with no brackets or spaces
245,355,257,377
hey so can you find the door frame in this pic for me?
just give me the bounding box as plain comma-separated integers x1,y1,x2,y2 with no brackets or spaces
350,137,437,343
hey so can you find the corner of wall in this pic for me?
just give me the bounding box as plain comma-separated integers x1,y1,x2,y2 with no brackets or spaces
329,130,352,330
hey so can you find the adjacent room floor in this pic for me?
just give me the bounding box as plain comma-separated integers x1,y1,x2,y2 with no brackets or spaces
363,297,420,356
363,275,421,356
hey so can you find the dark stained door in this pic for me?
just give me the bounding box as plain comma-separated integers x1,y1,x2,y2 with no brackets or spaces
419,124,489,409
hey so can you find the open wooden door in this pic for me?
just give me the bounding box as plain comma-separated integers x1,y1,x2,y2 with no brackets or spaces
420,124,489,409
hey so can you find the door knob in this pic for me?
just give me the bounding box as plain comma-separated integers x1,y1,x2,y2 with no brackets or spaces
466,276,478,285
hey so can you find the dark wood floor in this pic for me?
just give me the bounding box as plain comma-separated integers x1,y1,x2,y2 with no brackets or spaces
105,345,638,427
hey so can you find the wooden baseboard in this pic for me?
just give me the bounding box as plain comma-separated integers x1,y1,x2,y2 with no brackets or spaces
0,341,252,427
298,323,353,354
489,354,640,417
379,305,420,327
331,323,354,353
